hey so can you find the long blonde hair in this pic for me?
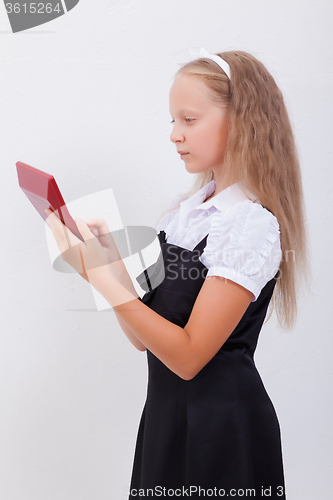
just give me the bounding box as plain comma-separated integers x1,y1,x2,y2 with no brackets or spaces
157,50,312,331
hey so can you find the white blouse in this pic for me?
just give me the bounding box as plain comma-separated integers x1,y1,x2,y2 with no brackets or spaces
156,179,282,302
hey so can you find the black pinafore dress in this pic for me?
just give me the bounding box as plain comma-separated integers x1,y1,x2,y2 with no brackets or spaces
129,230,286,500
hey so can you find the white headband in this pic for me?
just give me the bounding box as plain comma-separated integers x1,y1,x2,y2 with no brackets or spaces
177,47,231,80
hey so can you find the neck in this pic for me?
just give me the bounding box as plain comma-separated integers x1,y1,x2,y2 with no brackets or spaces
212,173,237,197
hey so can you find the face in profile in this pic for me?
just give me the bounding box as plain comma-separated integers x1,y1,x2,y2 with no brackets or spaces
169,74,229,177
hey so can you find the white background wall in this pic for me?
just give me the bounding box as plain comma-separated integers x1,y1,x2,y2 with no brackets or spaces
0,1,332,499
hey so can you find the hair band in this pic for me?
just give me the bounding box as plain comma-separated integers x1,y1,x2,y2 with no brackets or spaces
177,46,231,80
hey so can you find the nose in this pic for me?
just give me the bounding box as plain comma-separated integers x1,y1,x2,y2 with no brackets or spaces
170,122,184,145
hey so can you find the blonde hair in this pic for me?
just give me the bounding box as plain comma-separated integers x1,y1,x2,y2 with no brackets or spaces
157,50,312,331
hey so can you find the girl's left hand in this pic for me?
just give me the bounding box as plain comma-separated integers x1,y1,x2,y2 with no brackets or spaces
44,208,110,286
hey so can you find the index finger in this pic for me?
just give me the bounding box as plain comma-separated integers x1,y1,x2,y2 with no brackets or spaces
45,208,62,226
44,208,75,250
85,218,111,235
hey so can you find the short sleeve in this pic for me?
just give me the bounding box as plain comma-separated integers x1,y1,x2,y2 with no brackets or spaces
200,200,282,302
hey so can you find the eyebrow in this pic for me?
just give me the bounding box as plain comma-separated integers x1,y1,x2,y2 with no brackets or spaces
169,108,200,115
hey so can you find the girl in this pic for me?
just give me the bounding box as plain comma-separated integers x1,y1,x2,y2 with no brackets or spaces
45,48,311,499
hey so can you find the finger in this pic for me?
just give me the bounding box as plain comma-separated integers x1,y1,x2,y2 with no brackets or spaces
44,208,66,232
84,218,115,251
84,220,102,238
45,209,82,252
75,217,95,242
75,219,110,271
84,226,99,238
85,218,111,235
44,208,71,251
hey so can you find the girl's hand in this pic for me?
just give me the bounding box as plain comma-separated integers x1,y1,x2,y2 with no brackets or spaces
44,208,111,286
84,218,121,265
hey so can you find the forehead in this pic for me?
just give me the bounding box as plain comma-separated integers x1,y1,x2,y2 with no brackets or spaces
169,74,212,112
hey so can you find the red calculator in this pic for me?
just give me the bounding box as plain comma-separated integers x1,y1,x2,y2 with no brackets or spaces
16,161,84,242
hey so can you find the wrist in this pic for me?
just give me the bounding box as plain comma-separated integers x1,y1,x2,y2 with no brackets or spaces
91,265,139,308
86,263,114,294
109,259,128,281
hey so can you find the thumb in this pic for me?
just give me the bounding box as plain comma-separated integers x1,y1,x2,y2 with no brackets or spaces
75,217,93,241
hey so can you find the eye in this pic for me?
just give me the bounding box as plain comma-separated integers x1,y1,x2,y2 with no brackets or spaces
170,118,195,124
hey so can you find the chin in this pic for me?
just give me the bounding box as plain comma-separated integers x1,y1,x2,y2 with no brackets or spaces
185,164,210,175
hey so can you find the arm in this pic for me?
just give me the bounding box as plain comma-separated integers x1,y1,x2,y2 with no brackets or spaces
75,217,147,352
44,210,253,378
79,256,147,352
114,310,146,352
95,272,253,380
107,258,148,352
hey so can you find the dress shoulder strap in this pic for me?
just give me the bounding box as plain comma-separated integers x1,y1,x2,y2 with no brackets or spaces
158,230,209,255
192,234,209,254
158,230,167,245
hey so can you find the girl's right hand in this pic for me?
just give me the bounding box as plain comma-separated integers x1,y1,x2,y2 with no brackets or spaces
84,218,121,265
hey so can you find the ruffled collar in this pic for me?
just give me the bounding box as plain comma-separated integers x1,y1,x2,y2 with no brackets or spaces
178,179,259,227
